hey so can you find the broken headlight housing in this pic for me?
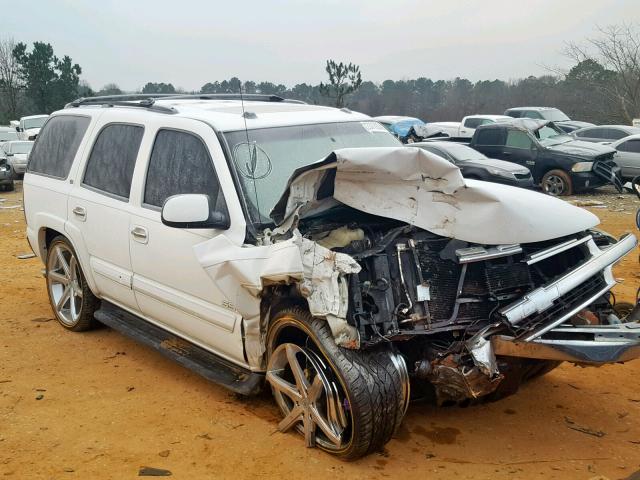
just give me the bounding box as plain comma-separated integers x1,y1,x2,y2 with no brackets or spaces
571,161,594,172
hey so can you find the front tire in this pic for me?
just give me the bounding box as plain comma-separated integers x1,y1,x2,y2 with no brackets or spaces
541,169,573,196
266,308,408,460
46,236,99,331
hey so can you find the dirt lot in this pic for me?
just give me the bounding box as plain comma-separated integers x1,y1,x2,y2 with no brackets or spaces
1,183,639,479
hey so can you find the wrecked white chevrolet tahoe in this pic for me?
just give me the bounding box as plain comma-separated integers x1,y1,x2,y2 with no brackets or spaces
23,95,640,460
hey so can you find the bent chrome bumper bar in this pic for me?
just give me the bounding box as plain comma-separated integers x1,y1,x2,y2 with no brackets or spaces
492,322,640,364
500,233,637,340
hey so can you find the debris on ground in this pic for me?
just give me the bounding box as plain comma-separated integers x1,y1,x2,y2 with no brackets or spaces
138,466,172,476
564,417,606,437
16,253,36,259
158,450,170,458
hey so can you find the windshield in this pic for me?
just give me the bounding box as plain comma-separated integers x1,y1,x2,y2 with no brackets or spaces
23,117,48,130
9,142,33,154
540,109,570,122
534,124,572,146
224,121,401,224
436,143,487,161
0,131,18,142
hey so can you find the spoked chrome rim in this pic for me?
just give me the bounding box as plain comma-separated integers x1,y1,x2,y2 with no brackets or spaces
266,343,349,450
543,175,565,196
47,244,83,326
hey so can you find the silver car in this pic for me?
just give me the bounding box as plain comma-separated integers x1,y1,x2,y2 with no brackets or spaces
1,140,34,177
572,125,640,144
611,134,640,179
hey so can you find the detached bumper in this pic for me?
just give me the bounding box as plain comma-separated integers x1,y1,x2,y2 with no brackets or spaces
492,322,640,364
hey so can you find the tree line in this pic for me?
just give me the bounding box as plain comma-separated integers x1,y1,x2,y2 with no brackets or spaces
1,24,638,125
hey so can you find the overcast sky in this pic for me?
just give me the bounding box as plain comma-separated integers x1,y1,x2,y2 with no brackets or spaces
5,0,640,91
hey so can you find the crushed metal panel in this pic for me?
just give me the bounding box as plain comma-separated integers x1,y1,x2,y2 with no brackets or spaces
272,147,600,245
194,231,360,367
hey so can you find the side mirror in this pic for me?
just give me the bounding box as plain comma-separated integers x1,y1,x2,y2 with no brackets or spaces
6,153,13,157
15,127,22,132
161,194,230,230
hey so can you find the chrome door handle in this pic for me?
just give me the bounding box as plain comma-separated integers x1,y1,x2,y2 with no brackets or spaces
130,226,148,244
72,206,86,221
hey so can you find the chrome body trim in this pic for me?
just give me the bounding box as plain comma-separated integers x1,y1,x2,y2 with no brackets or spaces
524,236,591,265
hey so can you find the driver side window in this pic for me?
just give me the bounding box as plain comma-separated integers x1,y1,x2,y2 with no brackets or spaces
143,129,228,216
505,130,533,149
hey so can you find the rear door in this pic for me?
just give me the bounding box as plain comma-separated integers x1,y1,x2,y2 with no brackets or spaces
128,117,246,364
472,128,506,160
614,138,640,178
68,115,145,311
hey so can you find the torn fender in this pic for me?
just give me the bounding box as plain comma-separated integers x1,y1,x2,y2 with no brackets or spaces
271,147,600,245
193,231,360,366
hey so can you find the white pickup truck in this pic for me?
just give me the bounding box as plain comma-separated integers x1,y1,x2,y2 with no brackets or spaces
429,114,512,139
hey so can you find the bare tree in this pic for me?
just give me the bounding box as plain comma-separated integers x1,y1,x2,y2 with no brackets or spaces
566,24,640,123
0,37,20,120
319,60,362,108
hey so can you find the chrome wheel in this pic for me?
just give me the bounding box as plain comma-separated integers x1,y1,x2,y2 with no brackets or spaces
47,243,83,326
543,174,566,196
266,343,349,450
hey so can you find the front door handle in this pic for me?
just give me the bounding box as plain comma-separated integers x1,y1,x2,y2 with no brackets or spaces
72,206,86,221
131,226,148,244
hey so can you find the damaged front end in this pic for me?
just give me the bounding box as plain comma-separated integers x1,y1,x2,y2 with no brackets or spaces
200,146,639,404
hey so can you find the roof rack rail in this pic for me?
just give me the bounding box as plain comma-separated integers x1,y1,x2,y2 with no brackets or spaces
65,93,306,111
65,95,178,114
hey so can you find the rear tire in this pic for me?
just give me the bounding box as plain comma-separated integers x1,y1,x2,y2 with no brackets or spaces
46,236,99,331
541,169,573,196
266,307,408,460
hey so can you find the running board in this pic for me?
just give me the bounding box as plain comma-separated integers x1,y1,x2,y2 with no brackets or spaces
94,302,263,395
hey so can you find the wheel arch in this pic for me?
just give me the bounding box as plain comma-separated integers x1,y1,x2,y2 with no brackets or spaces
40,227,100,297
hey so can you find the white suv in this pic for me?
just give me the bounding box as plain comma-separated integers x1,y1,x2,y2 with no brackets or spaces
23,94,640,459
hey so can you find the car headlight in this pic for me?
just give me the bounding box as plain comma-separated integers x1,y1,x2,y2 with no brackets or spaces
572,161,593,172
487,168,515,179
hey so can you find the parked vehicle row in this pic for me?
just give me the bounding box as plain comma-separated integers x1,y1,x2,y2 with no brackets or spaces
22,94,640,459
503,106,594,133
0,140,34,190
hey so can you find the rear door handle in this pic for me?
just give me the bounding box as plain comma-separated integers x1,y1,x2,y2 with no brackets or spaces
131,226,148,244
72,206,86,221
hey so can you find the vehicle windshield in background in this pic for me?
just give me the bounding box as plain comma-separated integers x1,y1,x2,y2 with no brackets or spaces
438,143,487,161
540,109,570,122
8,142,33,154
224,121,401,224
0,131,18,142
535,124,571,146
23,117,47,130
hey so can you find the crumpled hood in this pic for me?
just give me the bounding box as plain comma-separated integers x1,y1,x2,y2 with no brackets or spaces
460,157,530,173
547,139,616,158
271,147,599,245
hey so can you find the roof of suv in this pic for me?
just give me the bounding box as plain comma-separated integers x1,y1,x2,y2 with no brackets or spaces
506,107,559,112
62,98,372,132
476,118,548,131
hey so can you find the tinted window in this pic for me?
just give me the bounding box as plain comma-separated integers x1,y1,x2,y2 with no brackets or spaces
463,118,483,129
418,145,452,162
27,115,90,178
581,128,606,139
606,128,628,141
506,130,533,149
618,139,640,154
505,110,520,118
475,129,504,146
524,110,543,119
144,130,227,214
82,124,144,199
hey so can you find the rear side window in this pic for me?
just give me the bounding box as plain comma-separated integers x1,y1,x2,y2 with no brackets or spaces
524,110,543,119
475,129,504,146
505,110,520,118
506,130,533,149
606,128,628,141
27,115,90,178
82,124,144,200
618,139,640,153
463,118,483,129
580,128,606,139
144,129,227,213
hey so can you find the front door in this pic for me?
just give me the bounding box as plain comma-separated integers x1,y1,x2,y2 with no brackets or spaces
128,118,246,364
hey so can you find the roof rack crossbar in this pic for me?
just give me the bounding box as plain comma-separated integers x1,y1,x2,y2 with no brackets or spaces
65,93,306,110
